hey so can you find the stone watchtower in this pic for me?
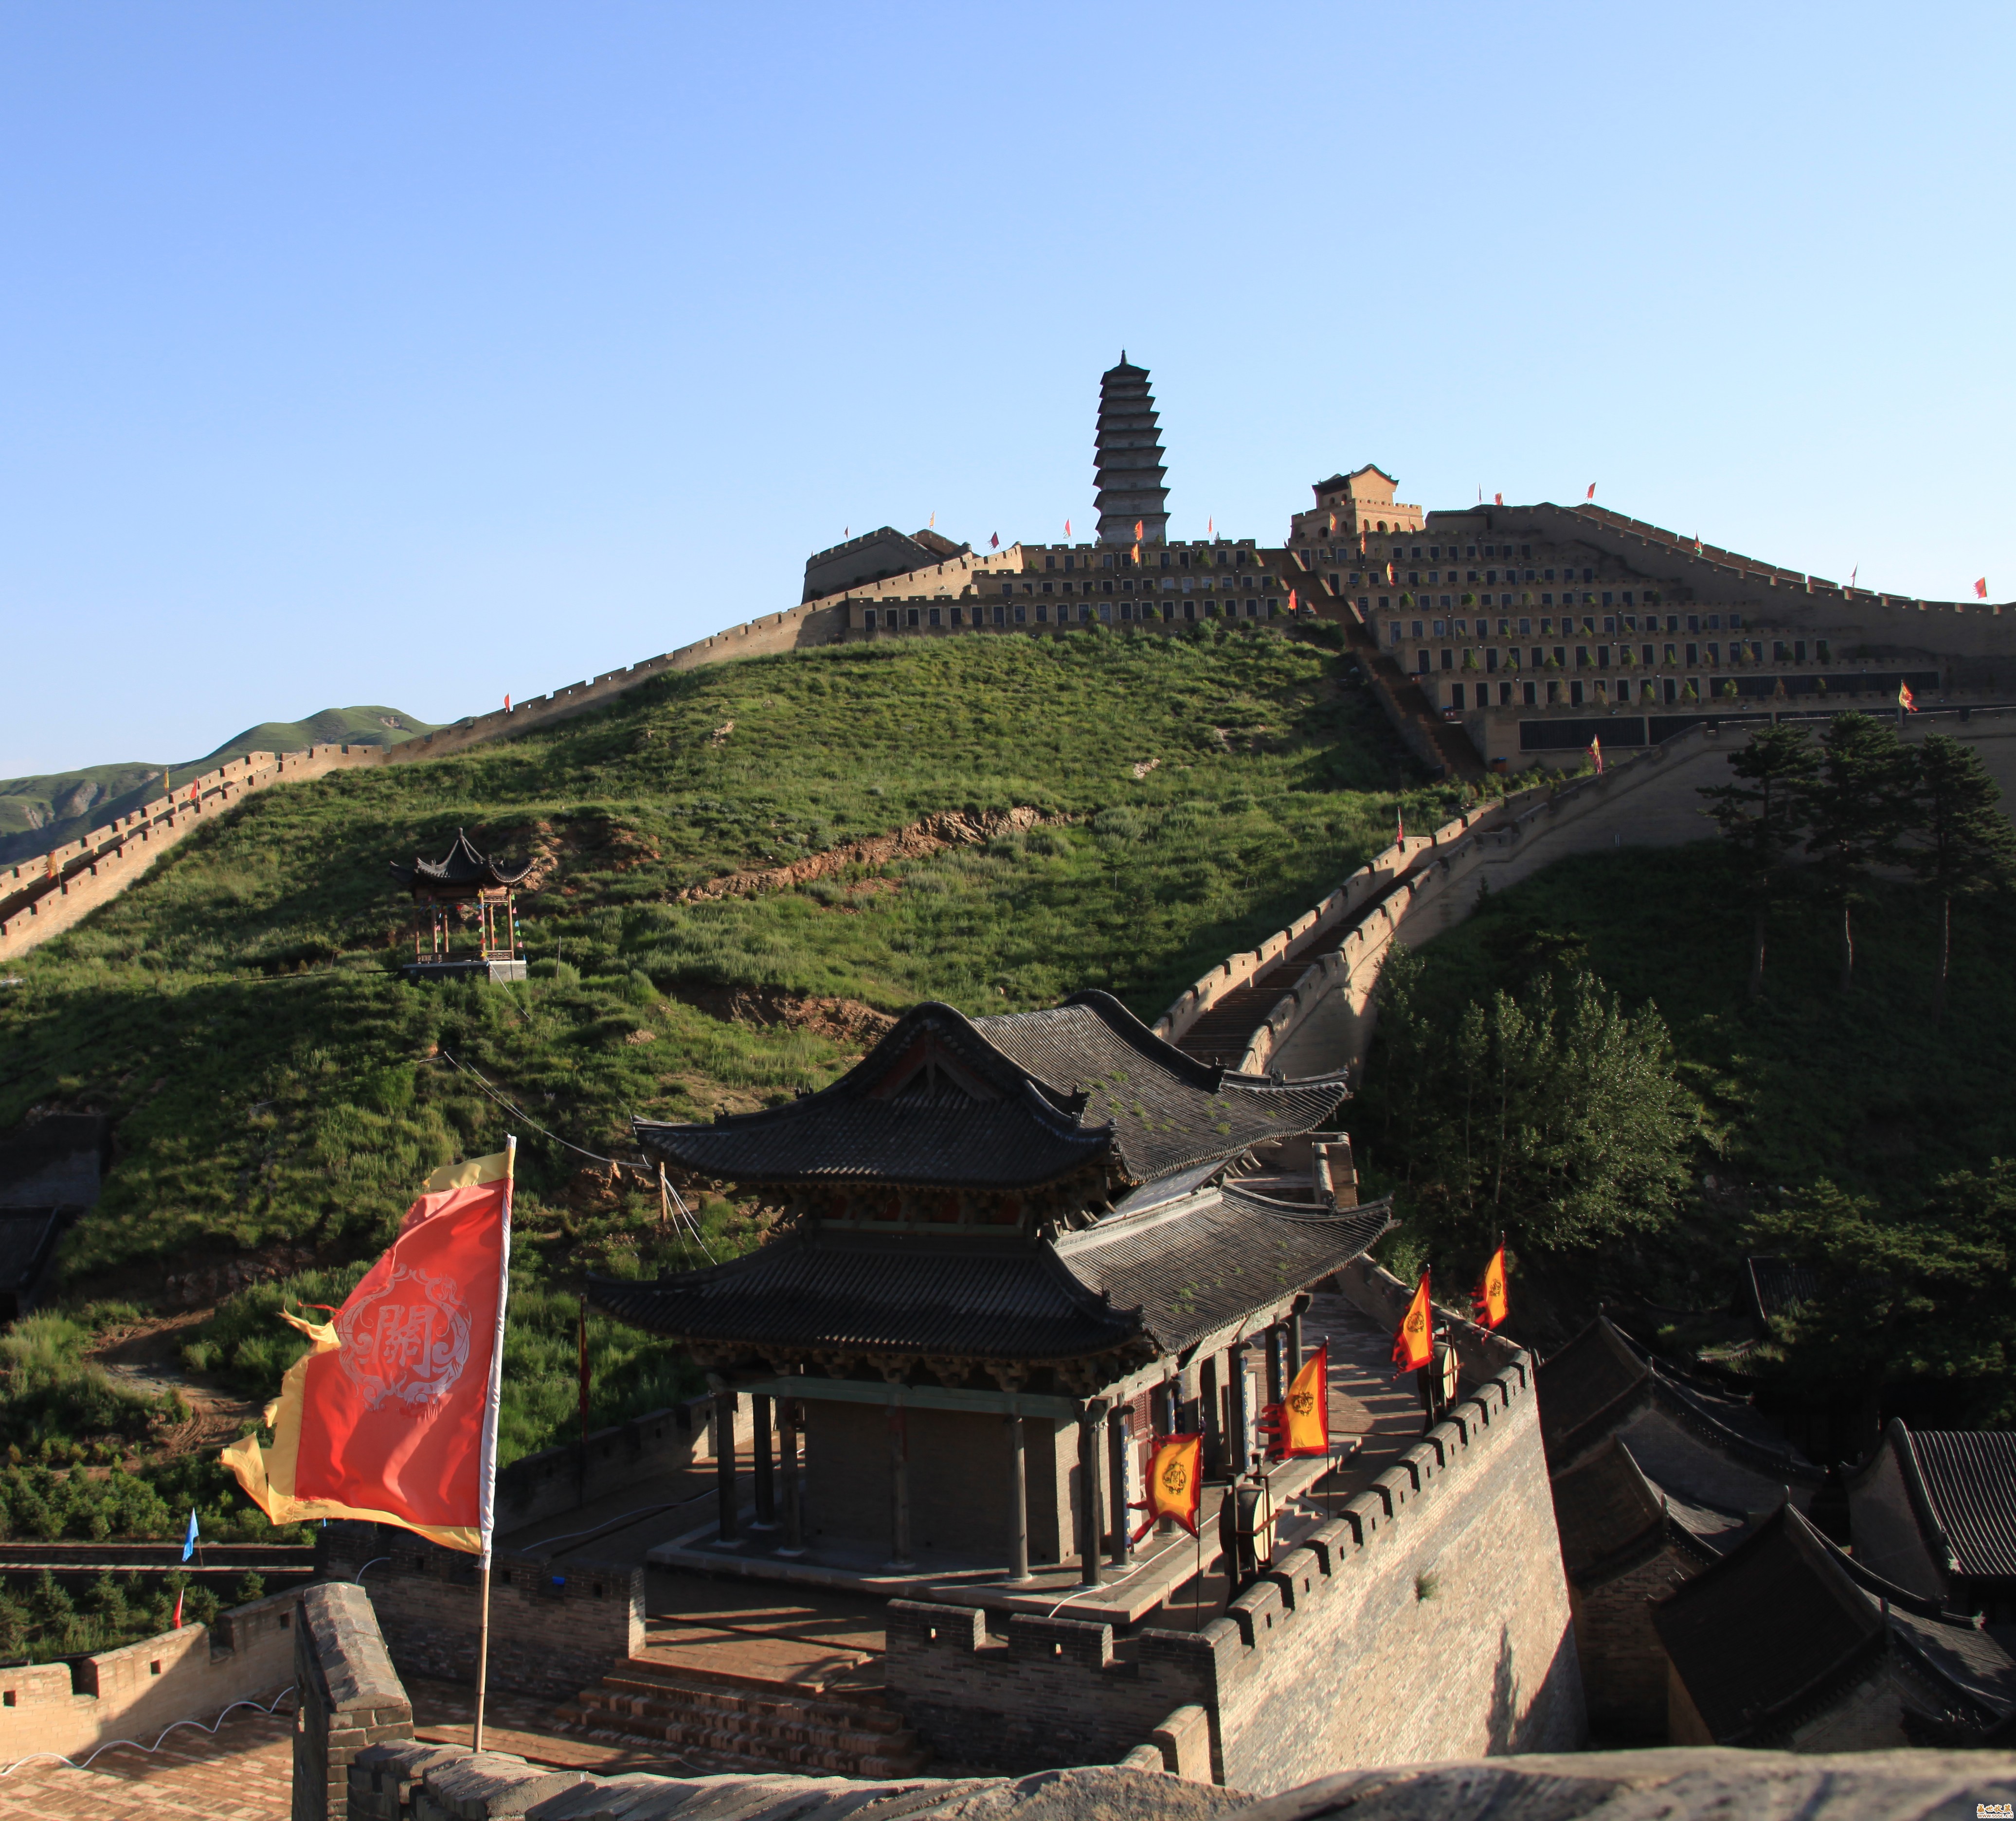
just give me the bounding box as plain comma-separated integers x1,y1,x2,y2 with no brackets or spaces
1094,356,1170,547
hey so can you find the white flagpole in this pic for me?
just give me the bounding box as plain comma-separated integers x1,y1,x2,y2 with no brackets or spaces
472,1135,515,1753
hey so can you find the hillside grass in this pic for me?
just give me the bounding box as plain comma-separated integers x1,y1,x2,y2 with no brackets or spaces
0,624,1453,1514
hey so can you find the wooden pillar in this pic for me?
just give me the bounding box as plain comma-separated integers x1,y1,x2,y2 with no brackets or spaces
1289,1295,1309,1383
887,1404,915,1570
1200,1354,1222,1478
1228,1340,1252,1479
1006,1416,1031,1583
752,1395,775,1529
778,1398,804,1555
714,1390,739,1545
1152,1372,1178,1535
1076,1402,1107,1589
1106,1406,1132,1567
1265,1323,1285,1407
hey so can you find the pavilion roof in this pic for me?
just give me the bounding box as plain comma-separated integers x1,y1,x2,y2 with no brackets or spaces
389,829,536,896
1901,1428,2016,1584
587,1187,1390,1368
635,992,1347,1194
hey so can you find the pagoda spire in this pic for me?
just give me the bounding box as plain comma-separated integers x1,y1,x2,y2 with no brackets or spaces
1094,357,1170,547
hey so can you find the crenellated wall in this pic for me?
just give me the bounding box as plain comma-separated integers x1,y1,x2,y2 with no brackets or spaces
0,1588,300,1772
884,1261,1583,1795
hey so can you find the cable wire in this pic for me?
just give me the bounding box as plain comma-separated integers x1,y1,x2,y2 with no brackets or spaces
0,1685,297,1779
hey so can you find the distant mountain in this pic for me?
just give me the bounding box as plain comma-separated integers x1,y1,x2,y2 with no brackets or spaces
0,706,443,866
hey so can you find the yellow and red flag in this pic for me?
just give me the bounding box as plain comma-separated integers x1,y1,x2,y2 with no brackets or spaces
1260,1345,1330,1459
223,1146,514,1556
1131,1432,1204,1541
1898,680,1917,714
1976,578,1989,600
1472,1245,1509,1329
1134,518,1144,541
1393,1270,1434,1372
1588,735,1603,773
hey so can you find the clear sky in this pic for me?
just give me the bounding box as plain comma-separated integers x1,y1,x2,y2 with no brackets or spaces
3,2,2011,777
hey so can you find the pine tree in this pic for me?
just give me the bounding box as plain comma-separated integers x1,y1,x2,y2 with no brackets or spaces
1698,722,1817,1000
1804,714,1914,992
1902,734,2016,1024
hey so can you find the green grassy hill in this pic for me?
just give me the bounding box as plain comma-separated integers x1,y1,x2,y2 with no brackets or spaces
0,705,443,866
0,625,1454,1542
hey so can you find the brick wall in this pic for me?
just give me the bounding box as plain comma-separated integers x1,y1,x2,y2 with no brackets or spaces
1569,1549,1693,1741
487,1392,741,1536
316,1526,641,1702
294,1581,413,1821
0,1588,298,1771
885,1302,1584,1796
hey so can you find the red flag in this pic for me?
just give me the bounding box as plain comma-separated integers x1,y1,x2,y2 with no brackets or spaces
504,694,511,714
1586,483,1596,500
1258,1345,1330,1459
1588,735,1603,774
1207,517,1213,536
1134,519,1144,541
172,1587,184,1629
1977,578,1989,600
990,533,1000,549
1472,1246,1509,1330
1393,1271,1434,1372
1130,1432,1203,1541
1899,680,1917,714
223,1147,514,1555
1396,809,1405,847
1064,519,1071,538
1288,589,1298,615
1494,492,1503,506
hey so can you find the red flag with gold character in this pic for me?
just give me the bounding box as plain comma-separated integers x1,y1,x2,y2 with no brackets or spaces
1393,1270,1434,1372
1262,1346,1329,1458
1472,1245,1510,1330
223,1147,513,1555
1131,1432,1204,1541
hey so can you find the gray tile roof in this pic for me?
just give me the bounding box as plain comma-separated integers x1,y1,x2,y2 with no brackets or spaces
636,993,1347,1194
587,1186,1389,1369
1907,1430,2016,1583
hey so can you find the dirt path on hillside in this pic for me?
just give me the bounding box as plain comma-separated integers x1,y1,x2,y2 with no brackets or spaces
89,1309,263,1457
675,805,1065,904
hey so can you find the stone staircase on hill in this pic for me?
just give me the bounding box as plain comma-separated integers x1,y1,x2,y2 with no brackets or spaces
553,1659,929,1779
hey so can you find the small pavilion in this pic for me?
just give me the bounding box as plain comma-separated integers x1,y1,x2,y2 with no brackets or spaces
390,829,534,982
591,990,1387,1599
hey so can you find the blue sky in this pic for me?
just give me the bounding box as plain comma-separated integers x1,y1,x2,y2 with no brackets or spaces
3,2,2011,776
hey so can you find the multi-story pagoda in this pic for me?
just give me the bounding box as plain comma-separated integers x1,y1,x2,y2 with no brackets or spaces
1094,356,1170,548
390,829,534,983
591,991,1386,1586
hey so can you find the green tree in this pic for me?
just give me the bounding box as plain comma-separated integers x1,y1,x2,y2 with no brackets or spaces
1698,722,1818,1000
1805,714,1915,991
1749,1164,2016,1429
1901,734,2016,1024
1369,952,1693,1266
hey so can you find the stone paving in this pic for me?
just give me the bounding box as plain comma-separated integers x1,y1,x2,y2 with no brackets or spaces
0,1704,291,1820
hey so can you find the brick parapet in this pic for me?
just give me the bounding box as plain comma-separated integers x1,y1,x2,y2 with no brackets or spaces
884,1313,1582,1794
294,1580,414,1821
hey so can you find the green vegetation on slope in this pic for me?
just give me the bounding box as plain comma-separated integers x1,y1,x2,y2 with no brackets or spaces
1355,840,2016,1423
0,705,444,866
0,625,1457,1530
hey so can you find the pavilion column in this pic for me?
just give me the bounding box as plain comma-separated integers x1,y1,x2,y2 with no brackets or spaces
1076,1400,1109,1589
713,1389,739,1545
1152,1372,1179,1535
752,1394,775,1529
1228,1340,1252,1479
1200,1354,1222,1479
1006,1416,1031,1583
1106,1406,1132,1567
1265,1322,1285,1408
887,1403,915,1571
1289,1295,1310,1381
778,1398,804,1556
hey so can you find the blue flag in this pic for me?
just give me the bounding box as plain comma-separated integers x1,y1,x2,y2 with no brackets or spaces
182,1508,199,1563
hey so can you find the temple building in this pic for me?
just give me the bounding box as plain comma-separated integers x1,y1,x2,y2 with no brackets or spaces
1846,1421,2016,1622
389,829,533,983
590,991,1383,1585
1094,357,1170,547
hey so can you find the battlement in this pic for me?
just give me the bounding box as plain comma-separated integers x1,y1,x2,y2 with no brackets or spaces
885,1266,1578,1794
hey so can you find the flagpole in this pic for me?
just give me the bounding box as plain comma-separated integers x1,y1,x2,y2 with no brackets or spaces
472,1135,515,1755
